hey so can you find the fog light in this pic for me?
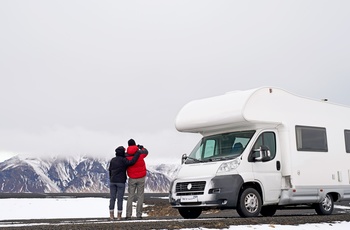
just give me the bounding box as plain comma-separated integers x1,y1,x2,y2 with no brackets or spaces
222,200,227,205
209,188,221,194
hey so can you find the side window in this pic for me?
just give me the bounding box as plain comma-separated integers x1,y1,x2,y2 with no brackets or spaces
296,126,328,152
344,130,350,153
250,132,276,161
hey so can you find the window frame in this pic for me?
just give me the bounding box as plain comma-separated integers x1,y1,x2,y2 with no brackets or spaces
295,125,328,152
344,130,350,153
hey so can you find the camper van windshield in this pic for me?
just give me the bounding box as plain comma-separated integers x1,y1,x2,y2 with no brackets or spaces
185,130,255,164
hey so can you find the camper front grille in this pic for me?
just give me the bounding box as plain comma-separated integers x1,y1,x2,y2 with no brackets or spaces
175,181,206,195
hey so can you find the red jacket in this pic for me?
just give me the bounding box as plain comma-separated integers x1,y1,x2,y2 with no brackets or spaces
126,145,148,179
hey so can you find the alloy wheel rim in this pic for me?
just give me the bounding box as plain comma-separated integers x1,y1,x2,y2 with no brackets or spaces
245,193,258,213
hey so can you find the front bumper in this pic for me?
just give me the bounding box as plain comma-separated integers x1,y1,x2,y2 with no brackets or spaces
169,174,243,209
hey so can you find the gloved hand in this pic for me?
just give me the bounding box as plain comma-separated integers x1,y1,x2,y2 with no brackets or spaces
137,144,144,149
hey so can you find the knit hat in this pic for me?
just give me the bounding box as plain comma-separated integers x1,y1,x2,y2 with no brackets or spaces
128,139,136,146
115,146,125,156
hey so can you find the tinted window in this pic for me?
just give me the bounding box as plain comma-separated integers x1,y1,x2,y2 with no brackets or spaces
344,130,350,153
296,126,328,152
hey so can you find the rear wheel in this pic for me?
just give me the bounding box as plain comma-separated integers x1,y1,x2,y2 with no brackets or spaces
314,194,334,215
236,187,262,217
178,207,202,219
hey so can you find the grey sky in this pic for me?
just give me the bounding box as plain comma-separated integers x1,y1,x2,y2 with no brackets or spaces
1,1,350,163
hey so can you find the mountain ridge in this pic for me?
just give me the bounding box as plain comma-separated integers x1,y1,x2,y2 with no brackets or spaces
0,155,181,193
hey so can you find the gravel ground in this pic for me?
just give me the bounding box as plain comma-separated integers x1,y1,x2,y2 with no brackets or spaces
1,195,350,230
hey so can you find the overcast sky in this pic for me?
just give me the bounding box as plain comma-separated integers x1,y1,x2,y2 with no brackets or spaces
1,1,350,164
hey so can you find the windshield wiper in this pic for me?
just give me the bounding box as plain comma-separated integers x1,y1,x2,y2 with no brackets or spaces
210,155,238,161
186,156,202,163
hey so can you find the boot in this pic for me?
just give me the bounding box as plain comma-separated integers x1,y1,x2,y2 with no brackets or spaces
109,210,114,220
117,211,122,220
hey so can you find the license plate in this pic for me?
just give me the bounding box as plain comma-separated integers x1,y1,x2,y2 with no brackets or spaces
180,195,198,202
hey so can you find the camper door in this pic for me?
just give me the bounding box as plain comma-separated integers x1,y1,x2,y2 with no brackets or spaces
249,131,282,204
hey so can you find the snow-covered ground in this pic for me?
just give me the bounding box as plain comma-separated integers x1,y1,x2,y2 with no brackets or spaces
0,197,349,229
0,197,115,220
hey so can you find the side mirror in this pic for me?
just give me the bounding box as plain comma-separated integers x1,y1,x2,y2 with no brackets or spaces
252,151,262,161
252,145,271,162
260,145,271,162
181,154,187,164
261,155,271,162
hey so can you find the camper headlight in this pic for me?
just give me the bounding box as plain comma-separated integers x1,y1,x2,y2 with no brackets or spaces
216,158,241,175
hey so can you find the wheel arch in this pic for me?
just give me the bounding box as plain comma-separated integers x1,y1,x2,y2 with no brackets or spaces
241,181,264,205
327,192,340,202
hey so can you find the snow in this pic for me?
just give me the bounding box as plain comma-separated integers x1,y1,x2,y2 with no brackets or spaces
0,198,349,229
0,197,145,220
24,157,61,193
183,222,350,230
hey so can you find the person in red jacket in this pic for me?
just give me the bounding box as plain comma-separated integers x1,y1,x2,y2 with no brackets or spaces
125,139,148,220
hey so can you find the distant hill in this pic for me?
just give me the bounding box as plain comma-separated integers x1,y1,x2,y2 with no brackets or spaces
0,155,181,193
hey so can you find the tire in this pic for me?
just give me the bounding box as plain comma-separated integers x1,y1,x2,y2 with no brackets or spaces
314,194,334,215
260,205,277,217
236,187,262,217
178,207,202,219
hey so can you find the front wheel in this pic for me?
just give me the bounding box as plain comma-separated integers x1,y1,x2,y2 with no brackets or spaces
236,187,262,217
314,194,334,215
178,207,202,219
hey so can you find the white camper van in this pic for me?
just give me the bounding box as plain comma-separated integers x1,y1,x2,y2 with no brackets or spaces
169,87,350,219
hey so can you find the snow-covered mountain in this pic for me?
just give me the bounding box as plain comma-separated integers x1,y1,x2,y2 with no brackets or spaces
0,155,181,193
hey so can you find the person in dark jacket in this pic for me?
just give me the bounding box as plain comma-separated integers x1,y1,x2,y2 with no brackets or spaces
108,146,140,220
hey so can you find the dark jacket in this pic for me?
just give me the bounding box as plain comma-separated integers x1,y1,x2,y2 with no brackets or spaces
109,147,140,183
126,145,148,179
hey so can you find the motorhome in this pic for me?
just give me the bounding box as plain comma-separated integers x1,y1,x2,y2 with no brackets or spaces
169,87,350,219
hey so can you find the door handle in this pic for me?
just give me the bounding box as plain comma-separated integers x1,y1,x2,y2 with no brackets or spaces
276,161,281,171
